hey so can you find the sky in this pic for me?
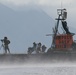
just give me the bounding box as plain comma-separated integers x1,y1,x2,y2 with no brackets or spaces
0,0,76,27
0,0,73,6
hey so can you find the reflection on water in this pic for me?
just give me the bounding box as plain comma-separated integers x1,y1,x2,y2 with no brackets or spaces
0,64,76,75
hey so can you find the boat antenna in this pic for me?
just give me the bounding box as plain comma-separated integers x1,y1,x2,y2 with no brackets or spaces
61,0,63,9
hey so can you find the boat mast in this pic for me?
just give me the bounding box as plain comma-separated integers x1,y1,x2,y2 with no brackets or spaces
51,8,67,48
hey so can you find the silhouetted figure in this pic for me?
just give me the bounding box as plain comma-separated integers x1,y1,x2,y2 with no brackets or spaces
33,42,37,51
1,37,10,54
28,42,37,54
28,47,34,54
36,42,42,53
62,21,71,34
42,45,47,53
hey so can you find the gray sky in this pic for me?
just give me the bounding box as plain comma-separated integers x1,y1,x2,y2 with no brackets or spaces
0,0,73,6
0,0,76,28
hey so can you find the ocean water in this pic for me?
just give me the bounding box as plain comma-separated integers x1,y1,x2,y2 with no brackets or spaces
0,63,76,75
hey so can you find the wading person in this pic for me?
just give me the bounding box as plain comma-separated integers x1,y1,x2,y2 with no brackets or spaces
42,45,47,53
36,42,42,53
1,37,10,54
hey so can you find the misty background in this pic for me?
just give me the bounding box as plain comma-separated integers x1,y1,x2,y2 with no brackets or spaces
0,0,76,53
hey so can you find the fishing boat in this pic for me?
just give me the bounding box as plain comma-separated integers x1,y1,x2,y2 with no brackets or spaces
47,8,76,53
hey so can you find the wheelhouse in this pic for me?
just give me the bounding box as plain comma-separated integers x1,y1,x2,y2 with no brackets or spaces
55,34,73,50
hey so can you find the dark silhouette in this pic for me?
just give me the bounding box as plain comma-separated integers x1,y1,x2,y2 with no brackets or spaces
62,21,71,34
33,42,37,50
1,37,10,54
27,42,37,54
27,42,47,54
36,42,42,53
42,45,47,53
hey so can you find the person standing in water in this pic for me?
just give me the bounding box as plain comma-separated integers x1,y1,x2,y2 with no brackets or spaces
1,37,10,54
